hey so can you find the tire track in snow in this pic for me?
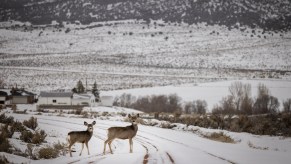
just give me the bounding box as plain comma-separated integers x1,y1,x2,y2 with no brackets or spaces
90,121,174,164
138,129,236,164
136,135,175,164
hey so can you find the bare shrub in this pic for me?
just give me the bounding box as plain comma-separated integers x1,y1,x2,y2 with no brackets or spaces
12,121,26,132
74,109,83,115
0,113,14,125
0,131,12,153
0,155,9,164
20,130,33,143
53,141,66,156
81,111,89,118
38,146,59,159
25,143,37,159
20,130,46,144
102,111,109,116
160,122,174,129
23,117,38,130
204,132,234,143
32,130,47,144
0,124,15,138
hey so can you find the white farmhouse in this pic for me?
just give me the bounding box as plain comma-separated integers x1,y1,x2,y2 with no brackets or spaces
38,91,96,108
38,91,73,105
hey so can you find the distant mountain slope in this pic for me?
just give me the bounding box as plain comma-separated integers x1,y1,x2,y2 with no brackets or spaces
1,0,291,31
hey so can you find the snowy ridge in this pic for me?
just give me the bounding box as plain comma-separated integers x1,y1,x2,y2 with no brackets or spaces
1,0,291,32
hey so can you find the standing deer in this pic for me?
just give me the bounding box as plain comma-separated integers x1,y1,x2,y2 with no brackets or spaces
67,121,96,157
103,114,139,154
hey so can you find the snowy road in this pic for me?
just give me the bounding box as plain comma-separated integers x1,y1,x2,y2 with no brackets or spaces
7,113,291,164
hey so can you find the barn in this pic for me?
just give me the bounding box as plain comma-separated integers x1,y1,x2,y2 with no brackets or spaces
10,89,36,104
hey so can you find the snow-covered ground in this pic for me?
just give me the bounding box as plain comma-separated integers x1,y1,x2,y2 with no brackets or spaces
1,106,291,164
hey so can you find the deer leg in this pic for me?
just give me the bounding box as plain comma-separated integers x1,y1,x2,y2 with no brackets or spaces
108,140,113,154
103,139,109,154
80,143,84,156
68,143,73,157
85,142,90,155
129,138,133,153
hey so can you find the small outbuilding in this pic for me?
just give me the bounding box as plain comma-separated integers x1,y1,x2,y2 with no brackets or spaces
11,89,36,104
100,96,114,107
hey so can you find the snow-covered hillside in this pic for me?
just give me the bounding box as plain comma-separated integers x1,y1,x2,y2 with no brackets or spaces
1,107,291,164
1,21,290,91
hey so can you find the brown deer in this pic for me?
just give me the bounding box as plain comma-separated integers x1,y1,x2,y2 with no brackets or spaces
103,114,139,154
67,121,96,157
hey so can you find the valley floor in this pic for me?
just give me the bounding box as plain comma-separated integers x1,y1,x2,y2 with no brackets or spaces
1,107,291,164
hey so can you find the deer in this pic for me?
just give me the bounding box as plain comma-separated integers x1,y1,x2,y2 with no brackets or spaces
66,121,96,157
103,114,140,154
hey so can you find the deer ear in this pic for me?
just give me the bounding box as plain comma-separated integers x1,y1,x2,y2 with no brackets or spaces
128,114,132,118
92,121,96,125
84,121,88,126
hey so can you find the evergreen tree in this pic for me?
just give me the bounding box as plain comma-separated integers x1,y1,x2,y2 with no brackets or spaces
76,80,85,93
92,81,100,102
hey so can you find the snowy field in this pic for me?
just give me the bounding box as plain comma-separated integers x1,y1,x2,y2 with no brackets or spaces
103,79,291,111
1,107,291,164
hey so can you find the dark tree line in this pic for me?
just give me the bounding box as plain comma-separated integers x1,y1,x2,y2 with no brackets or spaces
213,82,290,115
113,93,207,114
113,82,290,115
